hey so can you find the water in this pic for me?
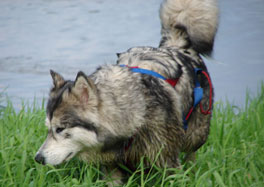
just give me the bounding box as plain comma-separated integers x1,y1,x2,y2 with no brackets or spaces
209,0,264,105
0,0,264,110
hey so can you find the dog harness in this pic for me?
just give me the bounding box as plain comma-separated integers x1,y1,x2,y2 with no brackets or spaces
120,64,213,131
183,68,213,130
119,64,179,87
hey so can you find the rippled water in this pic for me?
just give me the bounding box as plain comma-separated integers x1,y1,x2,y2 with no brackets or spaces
0,0,264,110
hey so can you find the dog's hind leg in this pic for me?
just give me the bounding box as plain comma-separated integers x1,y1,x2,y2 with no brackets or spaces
183,125,210,153
182,111,211,161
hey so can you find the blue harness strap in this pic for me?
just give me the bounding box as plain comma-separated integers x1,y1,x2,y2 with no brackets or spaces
120,64,167,80
193,68,204,107
130,67,167,80
183,68,204,130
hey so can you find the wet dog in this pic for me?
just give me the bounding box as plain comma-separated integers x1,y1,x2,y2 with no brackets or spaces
35,0,218,185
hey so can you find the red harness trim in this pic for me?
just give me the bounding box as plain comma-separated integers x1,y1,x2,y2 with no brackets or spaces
127,66,140,69
199,71,213,114
166,79,179,87
185,107,194,121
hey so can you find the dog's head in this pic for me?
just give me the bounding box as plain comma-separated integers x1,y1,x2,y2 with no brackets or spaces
35,70,101,165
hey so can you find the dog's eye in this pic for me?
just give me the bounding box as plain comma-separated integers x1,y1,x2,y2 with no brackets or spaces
56,128,65,133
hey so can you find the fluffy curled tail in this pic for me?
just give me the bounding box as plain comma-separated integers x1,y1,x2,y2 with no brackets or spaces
159,0,219,55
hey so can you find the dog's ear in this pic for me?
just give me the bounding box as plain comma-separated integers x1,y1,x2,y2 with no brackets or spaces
72,71,97,104
50,70,65,88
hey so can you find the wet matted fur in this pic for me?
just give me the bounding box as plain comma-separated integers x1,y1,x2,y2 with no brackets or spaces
35,0,218,185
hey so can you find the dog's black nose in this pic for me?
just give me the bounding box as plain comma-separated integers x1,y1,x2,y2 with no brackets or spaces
35,153,46,165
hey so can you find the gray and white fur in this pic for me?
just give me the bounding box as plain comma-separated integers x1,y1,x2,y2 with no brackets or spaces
35,0,218,185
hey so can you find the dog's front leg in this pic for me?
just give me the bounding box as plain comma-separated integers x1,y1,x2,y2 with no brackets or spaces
101,164,124,187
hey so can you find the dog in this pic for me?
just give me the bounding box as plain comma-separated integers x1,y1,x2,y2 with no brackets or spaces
35,0,218,185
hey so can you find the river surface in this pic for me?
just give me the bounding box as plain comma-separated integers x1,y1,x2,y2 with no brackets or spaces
0,0,264,110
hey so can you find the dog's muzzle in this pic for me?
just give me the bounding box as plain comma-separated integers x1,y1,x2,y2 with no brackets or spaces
35,153,46,165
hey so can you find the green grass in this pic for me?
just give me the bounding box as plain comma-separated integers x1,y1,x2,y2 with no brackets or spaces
0,85,264,187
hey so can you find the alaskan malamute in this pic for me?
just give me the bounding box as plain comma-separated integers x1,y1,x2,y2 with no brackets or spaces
35,0,218,185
